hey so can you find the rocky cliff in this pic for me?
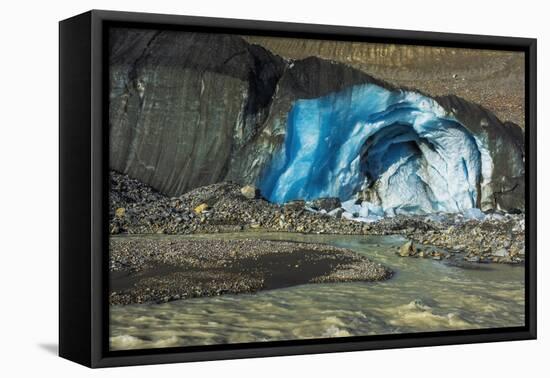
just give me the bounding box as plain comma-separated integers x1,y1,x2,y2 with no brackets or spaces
109,28,525,213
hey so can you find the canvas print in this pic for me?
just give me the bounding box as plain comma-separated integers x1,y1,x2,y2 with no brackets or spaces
108,28,526,351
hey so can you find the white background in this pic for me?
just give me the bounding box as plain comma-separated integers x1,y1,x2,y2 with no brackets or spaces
0,0,546,376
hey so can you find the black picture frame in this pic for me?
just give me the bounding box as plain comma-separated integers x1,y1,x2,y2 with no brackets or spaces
59,9,537,368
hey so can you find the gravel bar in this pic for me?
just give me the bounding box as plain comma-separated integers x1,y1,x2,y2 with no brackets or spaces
109,237,392,305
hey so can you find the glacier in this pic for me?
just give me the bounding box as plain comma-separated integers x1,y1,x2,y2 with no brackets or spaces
259,83,491,215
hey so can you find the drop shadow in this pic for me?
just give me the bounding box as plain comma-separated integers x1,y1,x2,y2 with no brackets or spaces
38,343,58,355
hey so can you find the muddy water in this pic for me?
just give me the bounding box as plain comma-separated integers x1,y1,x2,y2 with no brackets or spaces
109,232,524,350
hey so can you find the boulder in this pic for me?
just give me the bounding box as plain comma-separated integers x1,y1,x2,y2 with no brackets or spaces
309,197,341,212
492,248,509,257
328,208,344,219
284,200,305,211
240,185,260,200
194,203,209,214
399,241,416,257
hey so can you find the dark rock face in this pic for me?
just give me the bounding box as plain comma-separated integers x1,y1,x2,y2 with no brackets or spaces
435,95,525,211
109,28,524,213
109,29,285,196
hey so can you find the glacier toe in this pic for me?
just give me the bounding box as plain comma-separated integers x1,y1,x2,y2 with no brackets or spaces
260,84,492,215
109,31,523,212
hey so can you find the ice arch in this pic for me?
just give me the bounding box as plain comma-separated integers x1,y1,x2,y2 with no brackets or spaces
259,84,489,215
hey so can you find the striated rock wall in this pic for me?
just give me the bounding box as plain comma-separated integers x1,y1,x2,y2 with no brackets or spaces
109,28,524,212
109,29,285,195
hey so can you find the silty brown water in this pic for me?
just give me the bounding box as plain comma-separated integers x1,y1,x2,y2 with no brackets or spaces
110,232,524,350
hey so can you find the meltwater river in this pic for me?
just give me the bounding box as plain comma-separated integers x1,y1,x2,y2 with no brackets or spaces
110,232,524,350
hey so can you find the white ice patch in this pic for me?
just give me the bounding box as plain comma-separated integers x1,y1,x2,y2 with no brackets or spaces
340,200,384,223
463,208,486,221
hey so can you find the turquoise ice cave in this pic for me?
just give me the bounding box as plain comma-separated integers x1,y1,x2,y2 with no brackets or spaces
259,84,491,215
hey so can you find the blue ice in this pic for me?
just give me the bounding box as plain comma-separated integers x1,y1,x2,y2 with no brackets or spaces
259,83,485,215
